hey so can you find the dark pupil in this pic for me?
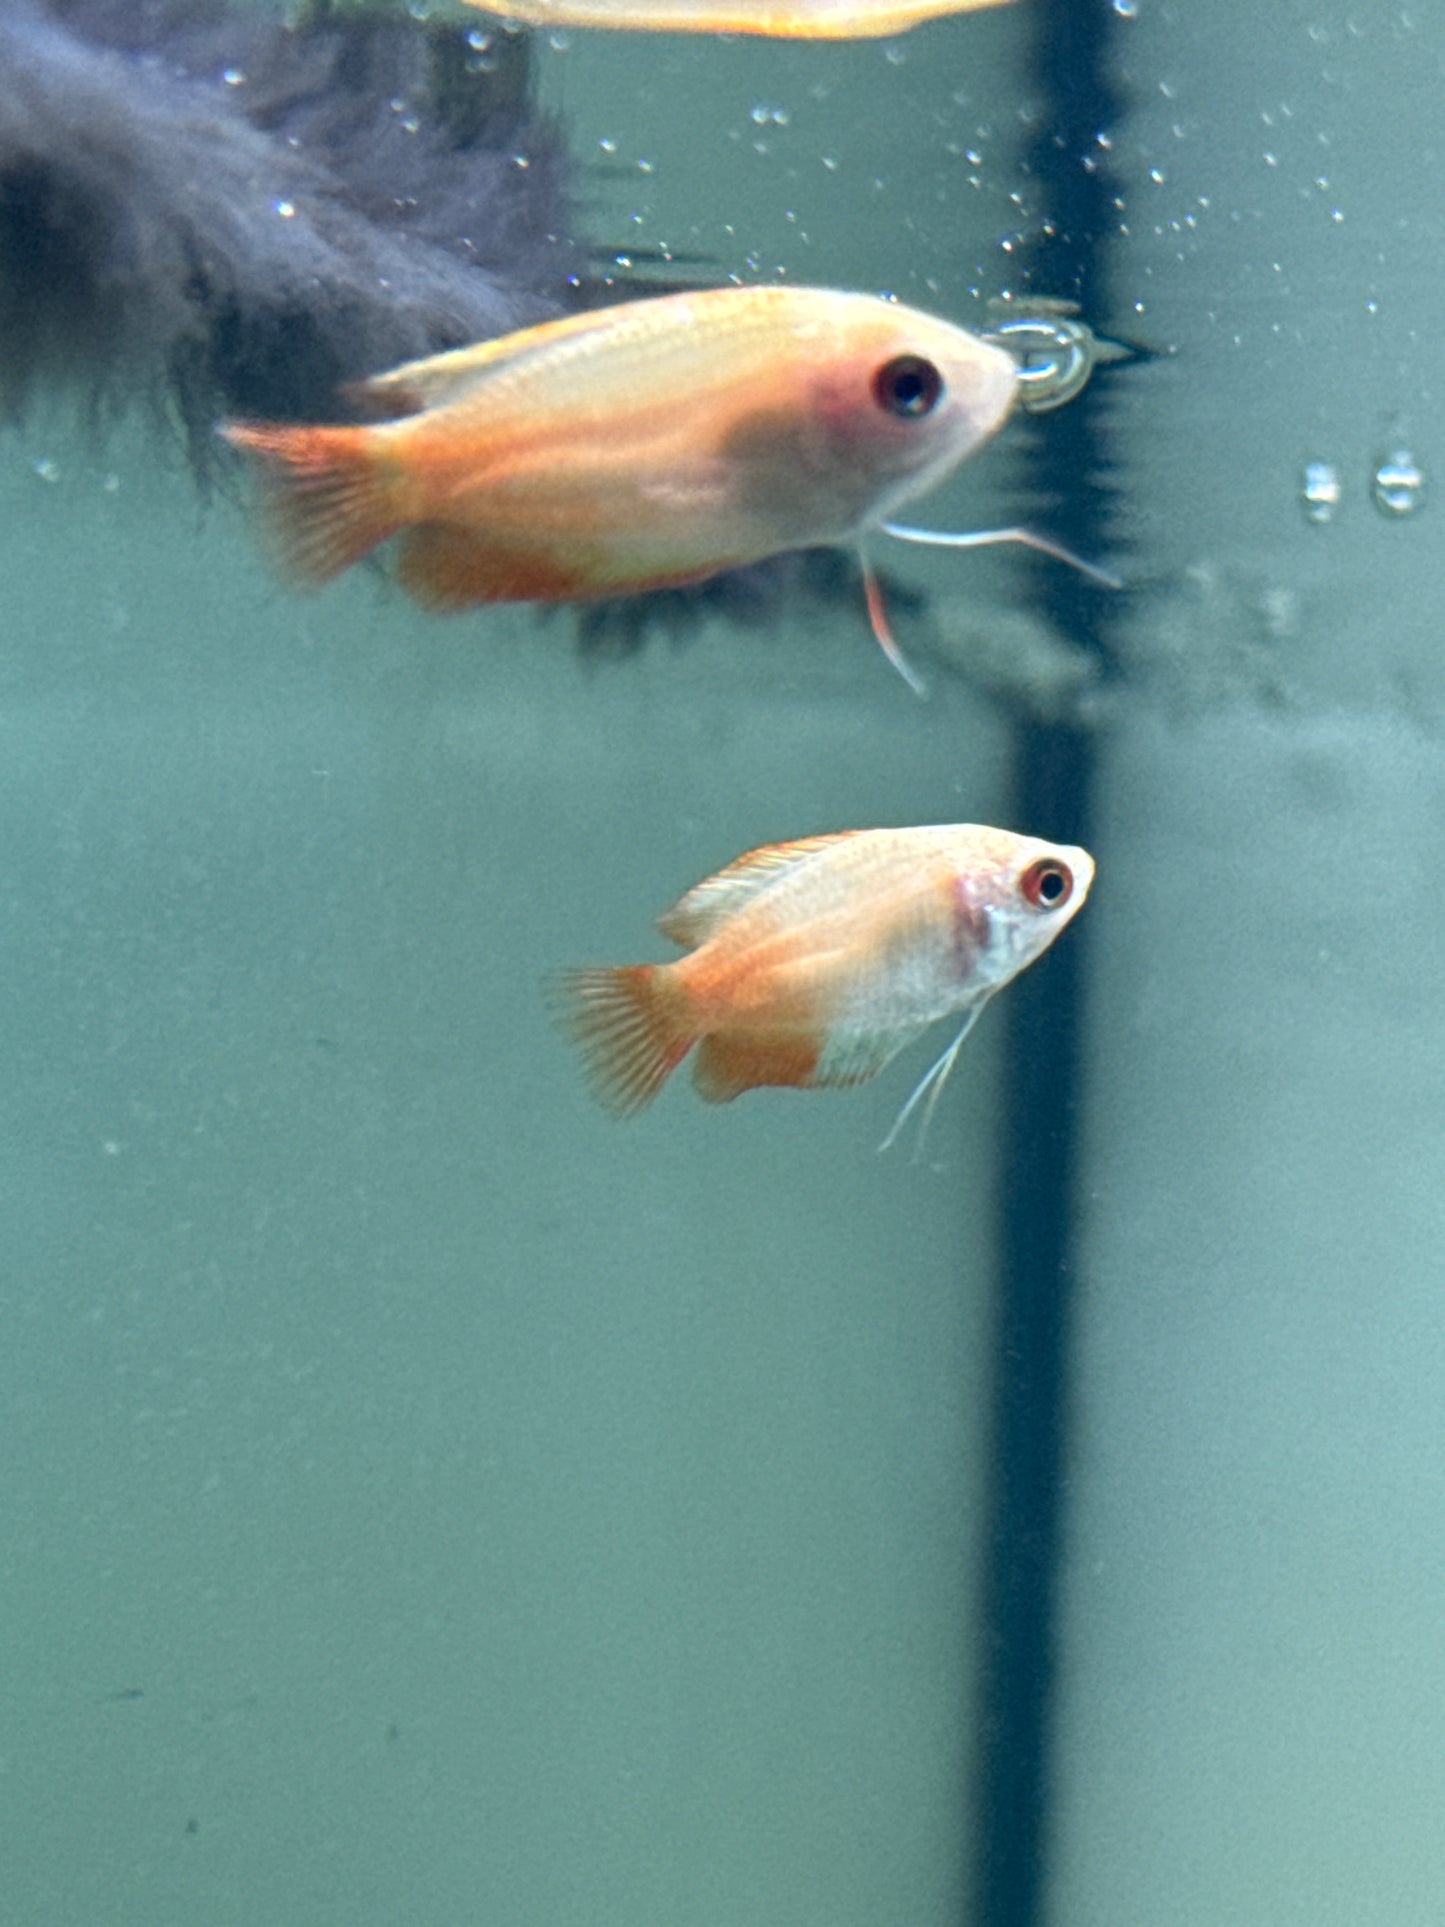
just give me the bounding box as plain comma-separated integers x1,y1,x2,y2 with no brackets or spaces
874,354,943,419
1036,866,1066,904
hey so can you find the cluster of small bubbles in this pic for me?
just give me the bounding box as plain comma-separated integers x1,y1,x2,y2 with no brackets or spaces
749,103,791,127
1300,459,1342,525
1372,449,1427,518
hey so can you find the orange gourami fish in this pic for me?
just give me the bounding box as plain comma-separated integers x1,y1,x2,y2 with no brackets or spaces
468,0,1013,37
221,286,1018,683
557,824,1093,1137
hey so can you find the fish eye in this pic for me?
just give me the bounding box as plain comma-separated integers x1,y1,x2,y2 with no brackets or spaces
1021,858,1072,909
873,354,944,419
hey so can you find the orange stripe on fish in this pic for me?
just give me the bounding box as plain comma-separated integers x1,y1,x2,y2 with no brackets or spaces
556,824,1095,1136
395,524,616,610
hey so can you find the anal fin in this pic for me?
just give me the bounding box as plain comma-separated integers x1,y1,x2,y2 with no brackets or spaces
398,523,602,611
692,1031,822,1103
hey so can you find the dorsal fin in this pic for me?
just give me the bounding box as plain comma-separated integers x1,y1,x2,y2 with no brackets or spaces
657,831,862,947
354,305,661,416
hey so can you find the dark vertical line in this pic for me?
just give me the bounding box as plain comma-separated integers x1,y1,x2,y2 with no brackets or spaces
968,1,1125,1922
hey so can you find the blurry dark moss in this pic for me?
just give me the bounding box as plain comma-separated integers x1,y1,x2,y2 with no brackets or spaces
0,0,576,457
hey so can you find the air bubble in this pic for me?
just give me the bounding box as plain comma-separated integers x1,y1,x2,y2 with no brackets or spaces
1371,449,1427,518
1300,459,1341,524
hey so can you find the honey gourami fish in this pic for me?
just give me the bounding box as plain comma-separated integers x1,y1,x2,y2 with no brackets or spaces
222,286,1018,689
469,0,1013,37
558,824,1093,1141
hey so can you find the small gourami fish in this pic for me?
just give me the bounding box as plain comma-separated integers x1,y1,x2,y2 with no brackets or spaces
221,286,1022,691
467,0,1014,37
557,823,1093,1143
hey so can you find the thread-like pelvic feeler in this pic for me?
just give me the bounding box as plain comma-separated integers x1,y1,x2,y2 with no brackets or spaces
882,523,1123,591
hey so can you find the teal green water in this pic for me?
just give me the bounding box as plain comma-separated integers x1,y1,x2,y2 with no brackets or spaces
0,410,1011,1921
10,5,1445,1924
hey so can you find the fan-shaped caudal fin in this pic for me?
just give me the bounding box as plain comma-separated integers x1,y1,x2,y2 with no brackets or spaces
221,420,404,586
556,966,696,1117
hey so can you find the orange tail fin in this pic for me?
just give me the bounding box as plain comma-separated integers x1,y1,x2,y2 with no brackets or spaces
221,420,403,587
555,965,695,1117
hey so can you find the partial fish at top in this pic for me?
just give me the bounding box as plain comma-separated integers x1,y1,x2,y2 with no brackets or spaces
468,0,1014,38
